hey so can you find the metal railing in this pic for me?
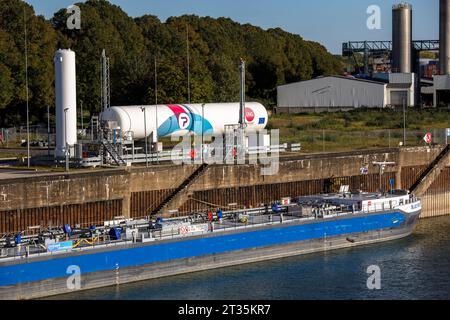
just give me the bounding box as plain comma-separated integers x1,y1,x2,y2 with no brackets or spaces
0,234,136,262
360,197,420,214
77,144,300,167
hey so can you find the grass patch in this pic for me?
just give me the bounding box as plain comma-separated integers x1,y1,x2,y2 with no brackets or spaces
269,109,450,153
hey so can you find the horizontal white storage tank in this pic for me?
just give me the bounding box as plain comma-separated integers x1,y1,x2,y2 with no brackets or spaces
100,102,269,140
54,49,77,157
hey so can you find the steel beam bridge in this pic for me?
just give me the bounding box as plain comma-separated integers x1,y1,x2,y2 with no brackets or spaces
342,40,439,75
342,40,439,56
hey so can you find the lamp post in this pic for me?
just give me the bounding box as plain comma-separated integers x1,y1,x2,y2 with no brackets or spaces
64,107,69,172
141,107,148,167
155,57,159,164
202,103,205,164
155,104,159,164
47,105,50,157
80,100,83,131
24,8,30,168
403,97,407,147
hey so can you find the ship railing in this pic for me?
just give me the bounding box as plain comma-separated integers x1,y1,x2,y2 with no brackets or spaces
0,234,134,262
150,213,312,241
0,213,313,262
360,197,420,215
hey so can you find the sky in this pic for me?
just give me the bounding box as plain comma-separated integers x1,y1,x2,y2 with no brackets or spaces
25,0,439,54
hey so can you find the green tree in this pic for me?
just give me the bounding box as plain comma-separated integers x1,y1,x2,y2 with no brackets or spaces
0,0,342,125
52,0,148,111
0,0,59,125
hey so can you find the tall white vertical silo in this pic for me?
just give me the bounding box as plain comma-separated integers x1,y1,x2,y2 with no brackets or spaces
54,49,77,158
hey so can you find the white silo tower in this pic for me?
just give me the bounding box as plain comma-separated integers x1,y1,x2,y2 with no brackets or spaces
54,49,77,158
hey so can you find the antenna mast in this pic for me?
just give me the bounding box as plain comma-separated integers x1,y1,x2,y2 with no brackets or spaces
239,58,246,129
101,49,110,110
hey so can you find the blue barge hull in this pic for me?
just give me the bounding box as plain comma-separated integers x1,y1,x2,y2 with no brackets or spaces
0,209,421,299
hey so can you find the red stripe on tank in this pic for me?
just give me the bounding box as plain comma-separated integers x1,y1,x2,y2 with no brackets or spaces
167,105,186,118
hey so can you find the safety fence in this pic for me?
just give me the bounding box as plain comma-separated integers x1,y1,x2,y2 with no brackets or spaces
0,126,55,148
286,128,450,153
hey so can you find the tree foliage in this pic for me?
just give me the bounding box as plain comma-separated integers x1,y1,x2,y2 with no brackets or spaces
0,0,342,126
0,0,58,124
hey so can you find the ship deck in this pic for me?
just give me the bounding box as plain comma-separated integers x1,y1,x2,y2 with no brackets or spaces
0,192,420,264
0,207,345,263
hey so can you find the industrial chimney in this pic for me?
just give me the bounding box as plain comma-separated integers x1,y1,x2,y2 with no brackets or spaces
392,3,413,73
440,0,450,75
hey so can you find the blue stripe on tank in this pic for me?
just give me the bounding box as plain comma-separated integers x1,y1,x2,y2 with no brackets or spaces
0,212,405,286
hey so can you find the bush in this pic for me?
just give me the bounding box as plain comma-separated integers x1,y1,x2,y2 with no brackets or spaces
311,117,344,130
324,134,338,142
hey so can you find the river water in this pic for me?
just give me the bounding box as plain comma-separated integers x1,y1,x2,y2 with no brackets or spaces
53,215,450,300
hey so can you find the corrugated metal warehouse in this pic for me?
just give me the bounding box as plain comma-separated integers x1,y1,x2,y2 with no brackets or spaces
277,75,414,113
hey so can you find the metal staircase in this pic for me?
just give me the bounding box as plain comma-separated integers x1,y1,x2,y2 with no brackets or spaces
151,163,209,216
409,145,450,196
102,140,127,166
90,116,100,141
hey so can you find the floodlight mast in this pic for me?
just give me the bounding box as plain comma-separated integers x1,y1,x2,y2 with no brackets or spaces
239,58,246,130
237,58,247,162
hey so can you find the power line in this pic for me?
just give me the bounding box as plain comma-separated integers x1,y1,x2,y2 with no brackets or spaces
154,56,158,105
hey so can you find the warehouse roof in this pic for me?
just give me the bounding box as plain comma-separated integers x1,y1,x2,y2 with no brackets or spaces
278,75,387,88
